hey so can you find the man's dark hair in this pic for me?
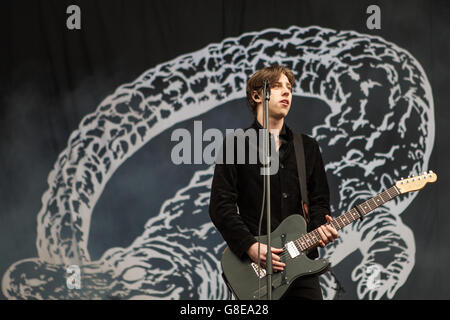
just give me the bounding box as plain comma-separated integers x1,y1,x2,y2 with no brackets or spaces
246,64,295,116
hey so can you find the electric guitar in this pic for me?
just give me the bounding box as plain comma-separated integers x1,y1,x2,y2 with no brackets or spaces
221,171,437,300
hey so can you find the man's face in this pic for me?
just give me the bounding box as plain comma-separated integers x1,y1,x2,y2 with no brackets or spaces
268,73,292,120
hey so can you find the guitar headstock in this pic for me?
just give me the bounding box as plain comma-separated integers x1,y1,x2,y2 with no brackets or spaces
396,171,437,194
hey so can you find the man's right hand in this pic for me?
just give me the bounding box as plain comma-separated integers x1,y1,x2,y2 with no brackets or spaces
246,242,286,272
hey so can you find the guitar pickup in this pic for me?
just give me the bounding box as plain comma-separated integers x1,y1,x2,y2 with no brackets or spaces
286,241,300,258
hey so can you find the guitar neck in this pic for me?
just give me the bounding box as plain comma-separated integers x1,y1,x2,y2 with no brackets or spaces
295,185,401,251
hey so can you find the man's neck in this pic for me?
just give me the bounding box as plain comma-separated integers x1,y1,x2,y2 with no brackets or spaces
256,113,284,135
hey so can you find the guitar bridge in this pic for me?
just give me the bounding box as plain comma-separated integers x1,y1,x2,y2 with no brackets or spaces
251,263,267,279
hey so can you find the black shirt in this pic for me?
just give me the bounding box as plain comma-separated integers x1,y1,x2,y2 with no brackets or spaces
209,119,330,260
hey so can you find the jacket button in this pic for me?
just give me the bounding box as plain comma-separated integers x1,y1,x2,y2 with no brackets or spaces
282,192,288,199
280,163,285,169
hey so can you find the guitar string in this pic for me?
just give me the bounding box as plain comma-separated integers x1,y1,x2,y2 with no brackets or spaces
272,187,399,261
276,212,358,260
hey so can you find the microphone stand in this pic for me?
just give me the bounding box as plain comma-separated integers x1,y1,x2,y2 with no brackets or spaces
262,79,272,300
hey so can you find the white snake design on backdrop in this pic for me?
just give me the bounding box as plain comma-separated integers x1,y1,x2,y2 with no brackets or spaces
2,25,434,300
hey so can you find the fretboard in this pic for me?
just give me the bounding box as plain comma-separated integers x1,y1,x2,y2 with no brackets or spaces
292,185,400,252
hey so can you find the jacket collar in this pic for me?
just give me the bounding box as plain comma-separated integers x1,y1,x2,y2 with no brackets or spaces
251,118,292,142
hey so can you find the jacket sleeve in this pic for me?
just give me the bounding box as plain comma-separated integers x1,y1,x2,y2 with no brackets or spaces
208,136,257,259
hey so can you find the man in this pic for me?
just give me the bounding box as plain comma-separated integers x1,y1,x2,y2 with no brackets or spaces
209,64,338,300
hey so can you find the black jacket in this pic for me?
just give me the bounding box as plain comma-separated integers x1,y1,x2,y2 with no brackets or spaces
209,119,330,260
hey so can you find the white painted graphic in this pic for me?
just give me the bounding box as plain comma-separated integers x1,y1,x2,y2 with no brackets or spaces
1,25,434,300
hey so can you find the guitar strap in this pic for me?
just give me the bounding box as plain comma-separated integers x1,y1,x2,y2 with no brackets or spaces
293,132,343,293
293,132,310,224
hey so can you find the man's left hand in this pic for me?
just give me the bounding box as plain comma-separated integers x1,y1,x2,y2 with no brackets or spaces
317,214,339,247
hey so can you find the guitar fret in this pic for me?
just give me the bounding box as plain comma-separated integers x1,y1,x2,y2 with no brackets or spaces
347,211,354,223
388,187,398,198
294,239,302,252
303,235,310,246
303,237,309,249
298,237,307,251
362,202,370,213
340,215,346,227
311,232,317,243
308,232,314,244
385,191,392,201
350,209,357,222
296,239,306,251
353,208,360,220
381,191,390,202
344,211,350,223
293,239,299,250
345,212,351,223
293,240,300,251
331,219,340,231
342,213,349,225
301,239,307,250
358,204,365,215
374,195,383,205
337,217,345,229
387,187,395,197
314,230,321,242
306,233,312,246
350,210,358,223
339,215,346,226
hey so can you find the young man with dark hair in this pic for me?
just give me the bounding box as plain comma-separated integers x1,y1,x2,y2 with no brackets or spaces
209,64,338,300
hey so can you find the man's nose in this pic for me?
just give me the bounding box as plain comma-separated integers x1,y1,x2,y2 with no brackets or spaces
281,87,290,96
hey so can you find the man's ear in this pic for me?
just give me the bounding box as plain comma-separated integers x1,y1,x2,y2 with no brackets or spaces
252,91,261,103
